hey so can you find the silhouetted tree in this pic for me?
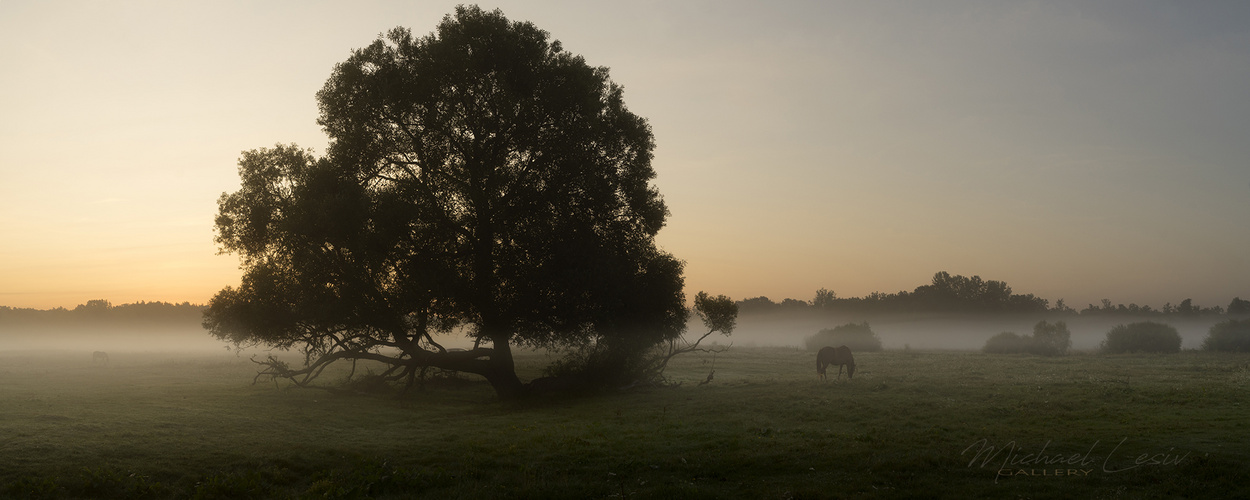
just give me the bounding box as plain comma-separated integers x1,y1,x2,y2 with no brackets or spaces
1202,319,1250,352
204,6,686,399
1100,322,1181,354
1177,298,1197,317
813,288,836,310
736,296,779,313
907,272,1046,313
0,301,204,329
1228,297,1250,315
1051,298,1075,314
77,299,112,311
779,298,809,309
1030,320,1071,356
637,291,737,385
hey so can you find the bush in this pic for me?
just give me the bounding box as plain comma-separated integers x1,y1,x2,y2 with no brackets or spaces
981,321,1071,356
1202,319,1250,352
1101,321,1181,354
982,332,1028,354
805,322,883,352
1031,320,1071,356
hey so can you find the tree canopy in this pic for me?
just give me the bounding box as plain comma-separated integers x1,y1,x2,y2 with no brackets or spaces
205,6,688,399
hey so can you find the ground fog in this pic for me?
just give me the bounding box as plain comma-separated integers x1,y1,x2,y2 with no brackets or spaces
727,311,1230,351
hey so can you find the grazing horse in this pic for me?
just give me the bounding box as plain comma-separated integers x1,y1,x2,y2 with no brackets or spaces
816,345,855,381
92,351,109,366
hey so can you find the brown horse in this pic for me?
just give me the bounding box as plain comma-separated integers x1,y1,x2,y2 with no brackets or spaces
816,345,855,381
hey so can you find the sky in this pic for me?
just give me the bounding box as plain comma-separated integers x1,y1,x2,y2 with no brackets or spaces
2,1,1248,311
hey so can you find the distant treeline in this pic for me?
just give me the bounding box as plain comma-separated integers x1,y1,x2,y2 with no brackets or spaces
0,300,206,327
738,271,1250,317
5,272,1245,328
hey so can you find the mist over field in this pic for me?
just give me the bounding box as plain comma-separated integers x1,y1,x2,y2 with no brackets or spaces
2,301,1247,498
0,311,1232,356
0,324,225,353
0,301,223,353
728,311,1232,351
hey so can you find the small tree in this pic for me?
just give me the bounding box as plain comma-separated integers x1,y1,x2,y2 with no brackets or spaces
642,291,737,385
1101,321,1181,354
804,322,883,352
1202,319,1250,352
813,288,837,310
1030,320,1071,356
982,332,1028,354
981,321,1069,356
1228,297,1250,315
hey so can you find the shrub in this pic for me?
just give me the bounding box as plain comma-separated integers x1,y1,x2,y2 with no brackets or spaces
981,321,1070,355
1030,320,1071,356
1101,321,1181,354
805,322,883,352
982,332,1028,354
1202,319,1250,352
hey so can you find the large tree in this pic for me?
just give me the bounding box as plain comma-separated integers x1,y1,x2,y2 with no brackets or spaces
205,6,688,399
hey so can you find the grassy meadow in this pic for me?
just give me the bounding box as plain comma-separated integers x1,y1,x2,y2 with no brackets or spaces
1,345,1247,499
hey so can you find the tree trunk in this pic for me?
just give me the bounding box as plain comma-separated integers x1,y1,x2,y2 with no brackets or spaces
482,335,525,400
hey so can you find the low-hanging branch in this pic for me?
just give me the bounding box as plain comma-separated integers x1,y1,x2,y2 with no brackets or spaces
250,343,499,389
633,291,738,387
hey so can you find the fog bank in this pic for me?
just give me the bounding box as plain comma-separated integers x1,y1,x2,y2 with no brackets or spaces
0,325,228,352
726,312,1233,351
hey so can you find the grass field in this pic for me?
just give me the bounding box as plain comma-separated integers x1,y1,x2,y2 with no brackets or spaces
1,346,1247,499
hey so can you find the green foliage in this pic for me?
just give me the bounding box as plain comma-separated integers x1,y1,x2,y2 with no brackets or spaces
205,6,685,398
981,321,1071,356
804,322,882,352
1202,319,1250,352
1101,321,1182,354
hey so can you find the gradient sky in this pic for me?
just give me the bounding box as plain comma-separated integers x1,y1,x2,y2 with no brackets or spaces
2,1,1248,311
